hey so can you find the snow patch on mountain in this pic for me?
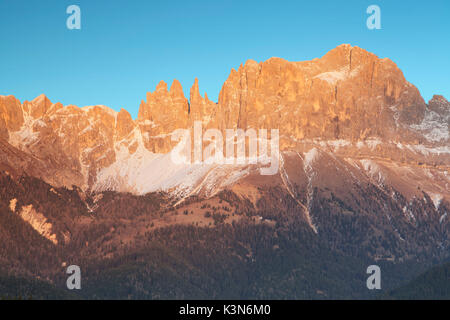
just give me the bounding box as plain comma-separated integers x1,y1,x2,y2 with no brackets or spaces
194,165,251,198
93,127,254,197
314,65,361,85
429,193,443,210
360,159,385,184
405,144,450,156
304,148,320,167
94,135,212,196
8,104,40,150
440,212,448,224
366,138,382,150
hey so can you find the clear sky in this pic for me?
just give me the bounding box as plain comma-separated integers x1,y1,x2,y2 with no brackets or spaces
0,0,448,119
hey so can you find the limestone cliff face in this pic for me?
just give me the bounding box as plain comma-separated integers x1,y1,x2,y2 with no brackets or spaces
137,78,218,152
137,80,189,153
216,44,427,146
4,95,120,189
0,44,447,193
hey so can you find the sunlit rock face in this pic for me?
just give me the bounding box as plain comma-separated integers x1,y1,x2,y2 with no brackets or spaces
217,44,428,145
0,44,448,197
16,204,58,245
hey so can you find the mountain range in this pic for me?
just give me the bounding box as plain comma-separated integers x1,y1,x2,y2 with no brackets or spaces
0,44,448,299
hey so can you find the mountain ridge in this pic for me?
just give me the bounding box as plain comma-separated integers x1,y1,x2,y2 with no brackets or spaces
0,44,448,198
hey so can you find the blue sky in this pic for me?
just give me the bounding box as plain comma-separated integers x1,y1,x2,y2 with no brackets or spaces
0,0,448,118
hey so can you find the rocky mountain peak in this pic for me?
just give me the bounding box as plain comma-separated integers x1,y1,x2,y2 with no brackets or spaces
29,94,52,118
155,80,168,93
428,95,449,115
169,79,185,99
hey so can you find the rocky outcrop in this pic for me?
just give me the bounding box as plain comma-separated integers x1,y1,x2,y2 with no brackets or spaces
0,95,24,140
216,45,427,145
16,204,58,245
